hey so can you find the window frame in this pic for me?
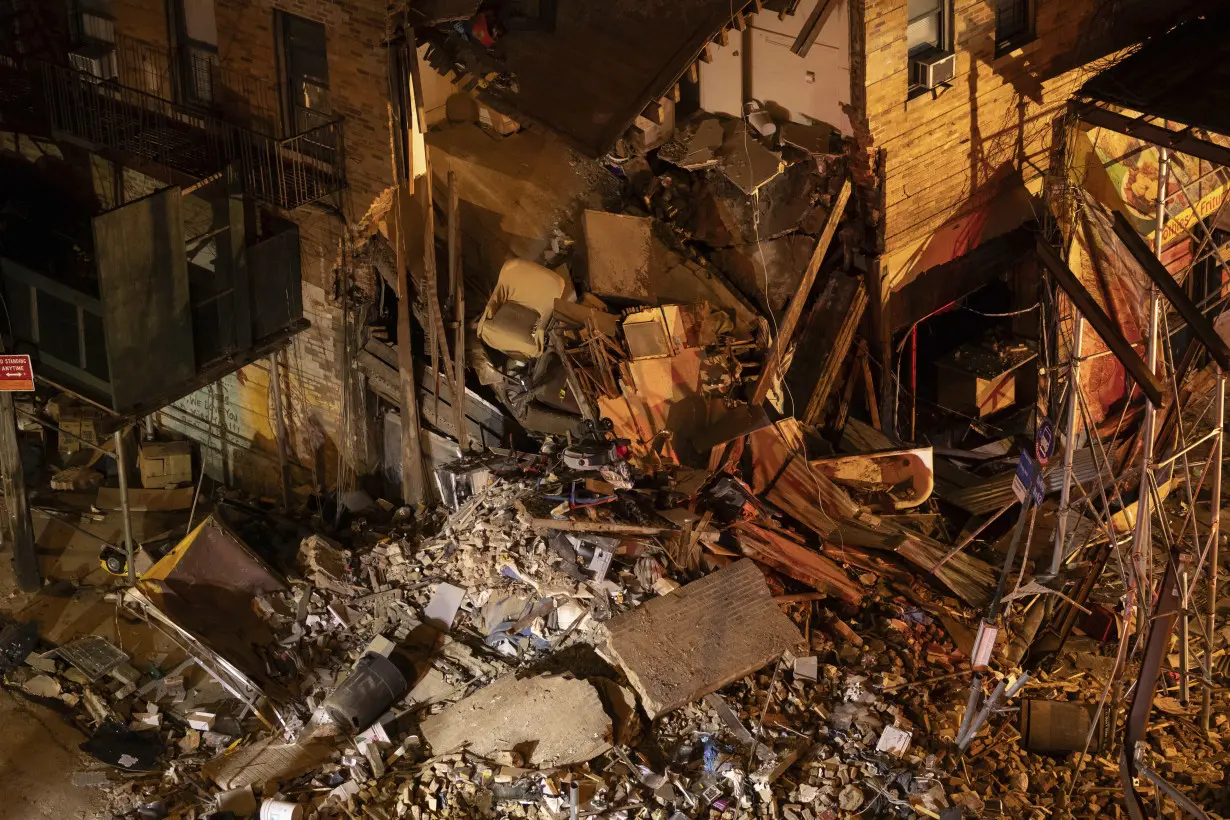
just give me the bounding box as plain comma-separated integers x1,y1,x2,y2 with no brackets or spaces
906,0,953,99
994,0,1035,56
906,0,945,57
167,0,219,109
274,10,332,139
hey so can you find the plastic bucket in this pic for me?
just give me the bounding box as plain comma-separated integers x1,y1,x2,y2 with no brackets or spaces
321,651,408,732
259,799,303,820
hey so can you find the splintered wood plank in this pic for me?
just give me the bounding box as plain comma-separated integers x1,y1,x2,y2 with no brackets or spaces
732,521,863,606
753,177,851,405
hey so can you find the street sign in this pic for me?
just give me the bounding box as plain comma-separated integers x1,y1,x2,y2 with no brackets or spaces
0,354,34,392
1036,416,1055,466
1011,451,1033,503
1011,451,1044,505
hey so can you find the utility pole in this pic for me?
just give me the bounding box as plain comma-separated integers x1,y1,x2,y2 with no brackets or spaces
0,389,38,591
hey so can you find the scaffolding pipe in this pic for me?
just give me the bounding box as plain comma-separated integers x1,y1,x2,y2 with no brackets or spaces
1052,315,1084,577
1202,367,1224,730
1131,147,1169,618
114,429,136,586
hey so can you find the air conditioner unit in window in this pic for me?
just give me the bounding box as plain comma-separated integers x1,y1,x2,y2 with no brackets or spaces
69,43,118,82
910,48,956,90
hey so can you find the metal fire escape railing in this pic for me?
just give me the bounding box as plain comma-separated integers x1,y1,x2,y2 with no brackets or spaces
0,37,346,212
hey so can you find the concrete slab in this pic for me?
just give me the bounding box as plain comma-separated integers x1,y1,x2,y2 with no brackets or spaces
420,673,614,767
601,559,804,719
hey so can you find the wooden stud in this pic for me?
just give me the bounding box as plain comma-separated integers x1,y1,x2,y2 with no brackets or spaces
861,352,881,431
643,99,664,125
752,178,852,406
395,186,427,506
448,170,468,451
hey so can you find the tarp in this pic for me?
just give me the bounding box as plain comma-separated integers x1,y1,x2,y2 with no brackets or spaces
140,515,287,687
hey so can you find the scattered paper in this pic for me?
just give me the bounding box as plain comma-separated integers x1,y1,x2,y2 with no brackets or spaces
424,583,466,631
876,725,913,757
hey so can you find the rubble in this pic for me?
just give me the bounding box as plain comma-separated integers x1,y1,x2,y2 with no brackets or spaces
3,41,1229,820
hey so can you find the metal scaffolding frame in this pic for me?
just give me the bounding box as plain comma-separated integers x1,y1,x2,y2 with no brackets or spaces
1034,88,1230,817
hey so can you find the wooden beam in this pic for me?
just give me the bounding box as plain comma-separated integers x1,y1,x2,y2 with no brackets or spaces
422,166,459,413
268,350,291,509
395,185,427,505
0,391,38,591
791,0,837,57
1035,238,1165,406
1076,103,1230,169
753,177,851,405
447,170,468,450
529,517,675,536
860,350,881,430
1110,211,1230,371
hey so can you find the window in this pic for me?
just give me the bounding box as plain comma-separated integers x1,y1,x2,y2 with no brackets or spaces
276,12,331,136
169,0,218,107
907,0,944,55
995,0,1034,53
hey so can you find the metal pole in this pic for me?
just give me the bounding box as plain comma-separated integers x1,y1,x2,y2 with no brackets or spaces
113,428,136,586
1180,564,1190,703
1202,367,1224,730
1131,147,1170,624
1052,315,1084,577
269,350,291,509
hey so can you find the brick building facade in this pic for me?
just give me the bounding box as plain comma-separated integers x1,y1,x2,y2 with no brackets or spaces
51,0,400,498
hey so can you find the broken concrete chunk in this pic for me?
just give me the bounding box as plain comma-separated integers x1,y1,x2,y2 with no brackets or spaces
582,210,677,301
659,117,724,171
420,673,614,767
601,559,805,720
717,122,786,195
21,673,62,698
299,534,350,591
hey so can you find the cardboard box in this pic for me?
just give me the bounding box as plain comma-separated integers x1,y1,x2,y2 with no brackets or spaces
139,441,192,488
59,411,102,456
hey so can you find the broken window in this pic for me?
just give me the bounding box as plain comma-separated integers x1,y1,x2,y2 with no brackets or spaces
994,0,1034,53
276,11,331,136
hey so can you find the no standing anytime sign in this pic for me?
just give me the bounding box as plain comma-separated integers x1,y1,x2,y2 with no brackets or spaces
0,355,34,392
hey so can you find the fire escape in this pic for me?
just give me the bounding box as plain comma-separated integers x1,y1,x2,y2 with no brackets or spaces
0,8,346,212
0,4,330,416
